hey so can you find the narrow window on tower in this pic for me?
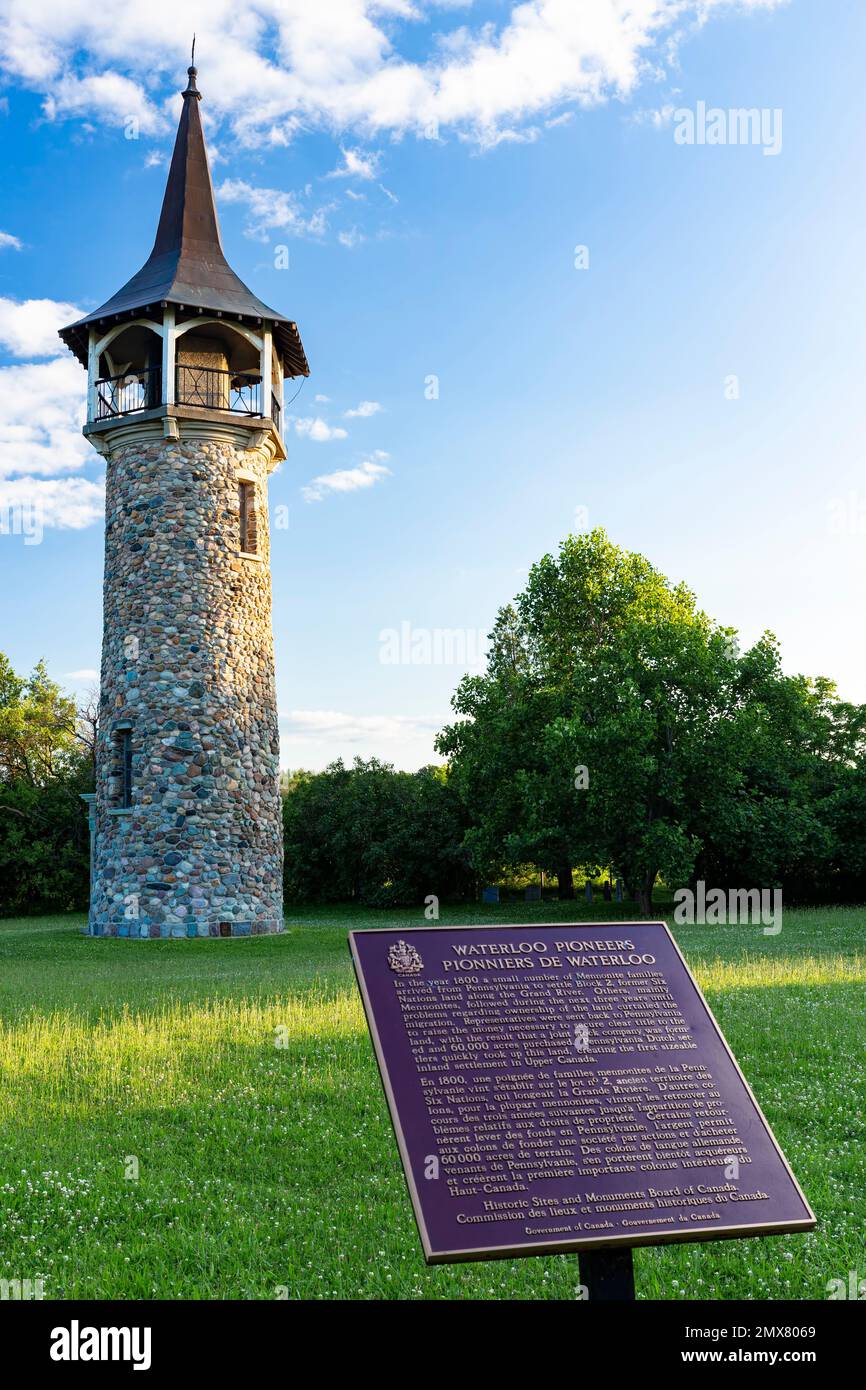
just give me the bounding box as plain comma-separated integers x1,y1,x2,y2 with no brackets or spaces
238,480,257,554
111,727,134,810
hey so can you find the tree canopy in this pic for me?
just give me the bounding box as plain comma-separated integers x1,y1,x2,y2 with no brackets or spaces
437,529,866,913
0,655,92,915
282,758,473,907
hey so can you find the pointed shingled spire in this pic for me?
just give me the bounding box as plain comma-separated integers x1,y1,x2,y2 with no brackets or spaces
148,58,224,280
59,59,309,378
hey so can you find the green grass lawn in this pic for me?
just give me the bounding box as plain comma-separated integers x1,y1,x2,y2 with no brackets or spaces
0,902,863,1300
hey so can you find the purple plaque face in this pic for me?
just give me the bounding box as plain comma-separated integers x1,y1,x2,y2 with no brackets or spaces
349,923,815,1264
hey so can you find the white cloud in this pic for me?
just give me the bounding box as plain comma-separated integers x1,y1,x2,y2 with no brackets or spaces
0,231,22,251
280,709,441,742
63,668,99,682
327,146,381,179
467,124,541,151
0,357,90,477
279,706,444,770
0,2,786,150
44,70,165,134
0,475,104,529
302,453,391,502
217,178,330,241
631,102,679,129
344,399,382,418
338,227,365,249
0,297,83,358
291,416,349,443
0,300,100,529
313,393,330,403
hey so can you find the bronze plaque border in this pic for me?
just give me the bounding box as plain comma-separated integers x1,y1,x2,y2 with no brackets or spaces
349,920,817,1265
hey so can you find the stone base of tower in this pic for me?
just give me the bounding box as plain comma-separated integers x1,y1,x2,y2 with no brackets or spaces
84,872,283,939
88,420,286,941
86,912,284,939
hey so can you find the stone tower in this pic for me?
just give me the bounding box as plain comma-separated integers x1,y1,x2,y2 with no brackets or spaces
60,62,308,938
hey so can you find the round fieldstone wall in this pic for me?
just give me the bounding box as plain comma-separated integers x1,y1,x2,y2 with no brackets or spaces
89,423,283,937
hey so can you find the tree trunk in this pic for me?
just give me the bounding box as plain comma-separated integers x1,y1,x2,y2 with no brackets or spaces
635,871,656,918
557,865,575,900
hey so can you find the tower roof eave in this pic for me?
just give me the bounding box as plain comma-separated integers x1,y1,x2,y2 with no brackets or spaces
59,284,310,379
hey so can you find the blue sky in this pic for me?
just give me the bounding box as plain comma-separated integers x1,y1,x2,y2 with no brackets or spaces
1,1,864,770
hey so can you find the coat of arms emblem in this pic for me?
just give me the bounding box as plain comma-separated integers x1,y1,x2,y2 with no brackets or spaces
388,939,424,975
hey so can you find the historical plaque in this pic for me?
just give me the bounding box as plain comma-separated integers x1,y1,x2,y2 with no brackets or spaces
349,923,815,1264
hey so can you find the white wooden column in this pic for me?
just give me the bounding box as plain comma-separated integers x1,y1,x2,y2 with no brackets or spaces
87,329,98,422
261,327,273,419
162,305,176,404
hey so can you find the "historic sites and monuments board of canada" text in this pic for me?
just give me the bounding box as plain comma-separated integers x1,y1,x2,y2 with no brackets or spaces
350,923,815,1263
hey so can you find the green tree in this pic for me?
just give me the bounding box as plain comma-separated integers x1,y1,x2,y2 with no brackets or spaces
438,530,866,914
695,653,866,899
282,758,472,907
0,654,92,915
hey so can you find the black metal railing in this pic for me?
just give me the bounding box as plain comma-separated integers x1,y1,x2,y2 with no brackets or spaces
91,364,277,425
176,366,262,416
95,366,161,419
